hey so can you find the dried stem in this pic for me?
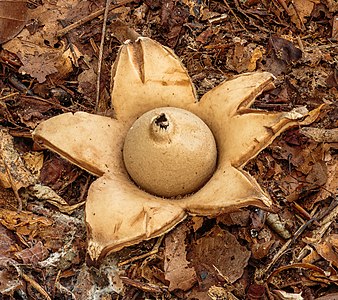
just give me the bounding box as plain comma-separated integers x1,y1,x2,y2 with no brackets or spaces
95,0,111,112
56,0,134,37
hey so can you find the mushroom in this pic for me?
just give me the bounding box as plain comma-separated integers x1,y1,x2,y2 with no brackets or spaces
32,37,322,261
123,107,217,198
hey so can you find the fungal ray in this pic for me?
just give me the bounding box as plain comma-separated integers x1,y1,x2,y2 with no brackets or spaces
32,37,323,261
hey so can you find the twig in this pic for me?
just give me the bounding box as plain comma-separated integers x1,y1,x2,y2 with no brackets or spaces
290,1,305,30
304,199,338,244
8,75,34,96
233,0,271,33
56,0,134,37
275,0,291,16
3,161,23,211
223,0,247,32
58,20,79,68
120,276,163,293
255,218,316,281
95,0,111,112
21,273,52,300
255,238,292,281
118,236,164,267
22,95,73,112
0,92,19,101
296,36,304,52
0,135,23,211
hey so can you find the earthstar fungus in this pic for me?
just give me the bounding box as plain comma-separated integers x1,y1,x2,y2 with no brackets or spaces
123,107,217,198
33,37,321,261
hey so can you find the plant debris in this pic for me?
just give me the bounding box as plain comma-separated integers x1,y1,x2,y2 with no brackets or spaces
0,0,337,299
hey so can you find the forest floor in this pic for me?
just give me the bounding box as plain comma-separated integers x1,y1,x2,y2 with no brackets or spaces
0,0,338,299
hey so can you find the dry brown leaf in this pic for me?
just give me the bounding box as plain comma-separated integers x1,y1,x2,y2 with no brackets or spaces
39,155,78,190
0,0,27,44
302,246,322,264
314,157,338,202
208,285,239,300
28,208,85,253
191,216,204,232
331,15,338,39
289,0,320,29
325,0,338,12
77,68,97,101
300,127,338,143
313,234,338,268
15,241,49,265
272,290,304,300
252,240,274,260
110,19,141,43
164,224,197,291
0,130,35,190
0,266,23,296
160,0,189,47
316,293,338,300
189,226,251,284
2,0,77,82
305,161,328,187
270,36,302,64
217,210,250,227
22,151,43,178
28,184,85,214
0,224,18,258
18,51,58,83
226,40,263,73
0,209,52,238
24,0,81,45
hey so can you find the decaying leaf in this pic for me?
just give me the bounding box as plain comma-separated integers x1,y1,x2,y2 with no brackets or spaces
226,39,264,73
18,51,58,83
272,289,304,300
0,130,35,190
300,127,338,143
2,0,77,83
313,234,338,268
270,36,302,64
28,184,85,214
332,14,338,39
0,223,16,250
15,241,49,265
251,240,274,260
164,224,197,291
22,151,43,178
189,226,250,284
289,0,320,29
0,208,52,238
208,285,239,300
314,157,338,203
0,0,27,44
33,37,323,261
0,265,23,296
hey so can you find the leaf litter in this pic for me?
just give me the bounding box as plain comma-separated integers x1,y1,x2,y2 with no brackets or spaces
0,0,337,299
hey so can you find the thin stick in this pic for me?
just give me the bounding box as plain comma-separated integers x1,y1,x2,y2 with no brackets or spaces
95,0,111,112
59,19,79,67
275,0,291,16
56,0,134,37
118,235,164,267
21,273,52,300
223,0,247,32
290,1,305,30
